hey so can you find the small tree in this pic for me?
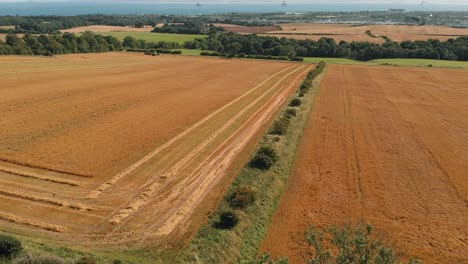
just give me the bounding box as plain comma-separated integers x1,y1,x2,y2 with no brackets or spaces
269,117,290,136
216,211,239,230
249,146,278,170
228,186,257,209
0,234,22,260
289,98,302,107
285,109,297,118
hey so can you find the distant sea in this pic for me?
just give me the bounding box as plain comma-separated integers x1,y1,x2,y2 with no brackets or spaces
0,2,467,16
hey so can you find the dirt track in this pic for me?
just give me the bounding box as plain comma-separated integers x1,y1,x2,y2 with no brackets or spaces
0,53,310,248
261,65,468,263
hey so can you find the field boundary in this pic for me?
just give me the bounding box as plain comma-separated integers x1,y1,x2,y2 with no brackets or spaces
179,64,327,263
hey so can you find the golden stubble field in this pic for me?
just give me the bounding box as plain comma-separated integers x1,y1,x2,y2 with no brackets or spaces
261,65,468,263
0,53,311,249
219,23,468,43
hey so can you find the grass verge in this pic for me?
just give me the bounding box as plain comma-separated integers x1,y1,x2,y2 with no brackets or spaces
304,57,468,69
178,64,326,264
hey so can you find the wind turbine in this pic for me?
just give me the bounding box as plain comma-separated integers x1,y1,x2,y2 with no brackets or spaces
281,0,287,7
418,0,426,11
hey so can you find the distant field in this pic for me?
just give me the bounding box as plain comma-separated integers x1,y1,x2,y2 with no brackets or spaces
99,32,205,44
216,23,468,43
173,49,204,56
372,58,468,68
304,57,468,68
262,64,468,263
61,25,154,33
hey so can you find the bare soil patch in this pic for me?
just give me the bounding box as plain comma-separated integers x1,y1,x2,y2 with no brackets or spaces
261,65,468,263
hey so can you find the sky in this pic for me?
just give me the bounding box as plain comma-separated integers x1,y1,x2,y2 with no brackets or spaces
0,0,467,3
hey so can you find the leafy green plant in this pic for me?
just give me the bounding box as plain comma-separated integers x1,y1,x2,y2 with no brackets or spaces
249,146,278,170
289,98,302,107
215,211,240,230
0,234,22,260
228,186,257,209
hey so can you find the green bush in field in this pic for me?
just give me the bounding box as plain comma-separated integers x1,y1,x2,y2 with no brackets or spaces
13,252,72,264
249,146,278,170
216,211,240,230
289,98,302,107
75,256,96,264
0,235,22,260
285,109,297,118
304,224,421,264
228,186,257,209
269,117,290,136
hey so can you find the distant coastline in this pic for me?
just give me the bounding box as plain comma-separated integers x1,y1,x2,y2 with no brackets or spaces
0,2,467,16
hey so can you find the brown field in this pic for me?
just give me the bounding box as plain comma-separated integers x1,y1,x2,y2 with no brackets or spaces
0,53,311,248
261,65,468,263
214,23,282,34
60,25,154,33
257,33,382,43
0,33,24,41
274,23,468,42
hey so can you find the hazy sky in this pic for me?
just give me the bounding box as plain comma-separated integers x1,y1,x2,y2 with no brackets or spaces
0,0,467,3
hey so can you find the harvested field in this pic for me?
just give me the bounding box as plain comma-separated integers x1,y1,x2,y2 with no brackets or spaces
257,33,382,43
0,33,24,41
215,23,281,34
60,25,154,33
0,53,309,248
261,65,468,263
274,23,468,42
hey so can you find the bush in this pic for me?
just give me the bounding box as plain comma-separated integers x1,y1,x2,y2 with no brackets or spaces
285,108,297,118
249,146,278,170
75,256,95,264
0,234,22,259
289,98,302,107
13,252,72,264
269,117,290,136
217,211,239,230
303,224,421,264
228,186,257,209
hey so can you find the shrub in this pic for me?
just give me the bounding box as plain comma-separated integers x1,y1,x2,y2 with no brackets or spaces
13,252,72,264
113,260,123,264
228,186,257,209
0,234,22,259
269,117,290,136
289,98,302,107
75,256,95,264
216,211,239,230
285,108,296,118
249,146,278,170
303,224,421,264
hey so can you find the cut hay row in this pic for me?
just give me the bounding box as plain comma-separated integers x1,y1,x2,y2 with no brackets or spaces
0,212,66,233
0,166,80,187
0,188,92,211
0,158,93,178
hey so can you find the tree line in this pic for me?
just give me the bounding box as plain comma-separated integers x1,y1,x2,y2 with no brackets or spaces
0,32,181,55
183,32,468,61
152,21,223,35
